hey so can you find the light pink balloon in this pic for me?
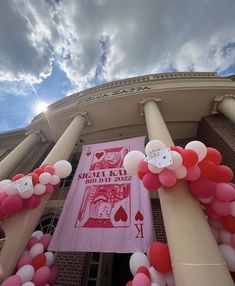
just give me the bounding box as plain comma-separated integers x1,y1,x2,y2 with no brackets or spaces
17,255,33,270
32,266,50,285
211,199,231,216
34,184,46,196
44,252,55,267
215,183,235,201
1,275,22,286
159,170,177,188
29,243,44,258
39,172,52,185
50,175,60,186
39,234,52,249
174,166,187,179
185,165,201,181
132,272,151,286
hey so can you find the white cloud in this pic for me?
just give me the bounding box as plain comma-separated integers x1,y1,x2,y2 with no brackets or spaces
0,0,234,91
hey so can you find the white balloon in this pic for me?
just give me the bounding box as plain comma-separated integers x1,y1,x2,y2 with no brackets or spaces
219,244,235,271
129,252,150,276
45,251,55,267
220,228,232,245
29,242,44,258
123,151,145,175
34,183,46,195
54,160,72,178
19,188,34,199
165,271,175,286
32,230,44,240
50,175,60,185
185,141,207,162
145,140,166,156
174,166,187,179
16,264,34,283
22,282,35,286
166,151,182,171
39,172,52,185
149,266,166,286
0,179,12,192
5,183,18,195
148,163,163,174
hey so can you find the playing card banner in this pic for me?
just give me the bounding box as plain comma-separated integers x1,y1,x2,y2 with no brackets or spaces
49,136,156,253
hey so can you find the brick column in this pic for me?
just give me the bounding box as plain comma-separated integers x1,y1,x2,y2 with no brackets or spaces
0,132,41,180
0,114,87,280
143,99,233,286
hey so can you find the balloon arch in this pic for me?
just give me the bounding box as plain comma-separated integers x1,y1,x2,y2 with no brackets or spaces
123,140,235,286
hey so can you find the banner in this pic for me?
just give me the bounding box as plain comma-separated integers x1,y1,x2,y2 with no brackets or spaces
49,136,156,253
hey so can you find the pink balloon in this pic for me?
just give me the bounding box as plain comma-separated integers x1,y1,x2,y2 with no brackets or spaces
45,184,54,194
23,195,41,210
48,264,59,285
32,266,50,285
206,205,221,220
190,177,215,198
211,199,231,216
16,255,33,270
132,273,151,286
39,234,52,249
0,191,7,204
0,194,23,215
27,237,38,250
185,165,201,181
142,172,161,191
215,183,235,202
1,275,22,286
159,170,177,188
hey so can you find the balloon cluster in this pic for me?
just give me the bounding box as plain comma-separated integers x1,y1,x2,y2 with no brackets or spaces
1,230,59,286
124,139,235,280
0,160,72,221
126,242,174,286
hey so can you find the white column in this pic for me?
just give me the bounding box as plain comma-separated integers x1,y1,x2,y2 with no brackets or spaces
143,99,233,286
217,95,235,123
0,132,41,180
0,114,87,280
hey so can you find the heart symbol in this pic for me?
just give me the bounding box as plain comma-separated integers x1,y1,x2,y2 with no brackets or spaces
95,152,104,160
114,206,128,222
135,211,144,221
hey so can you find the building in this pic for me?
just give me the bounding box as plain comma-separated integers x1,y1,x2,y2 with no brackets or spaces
0,72,235,286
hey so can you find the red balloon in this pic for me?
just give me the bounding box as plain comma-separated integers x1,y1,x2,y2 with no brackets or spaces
182,149,199,168
221,215,235,233
0,195,23,215
198,160,218,178
170,146,184,155
138,171,145,180
32,253,46,270
138,159,149,174
147,242,172,273
23,195,41,209
190,177,215,198
213,165,233,182
27,173,39,185
136,266,150,279
143,172,161,191
33,168,44,176
12,173,24,182
44,165,55,175
126,282,133,286
205,147,222,165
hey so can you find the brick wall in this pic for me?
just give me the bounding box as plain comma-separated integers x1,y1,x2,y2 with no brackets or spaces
54,252,88,286
197,114,235,182
151,198,167,242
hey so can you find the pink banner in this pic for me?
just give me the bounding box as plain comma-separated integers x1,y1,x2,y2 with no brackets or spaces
49,136,156,253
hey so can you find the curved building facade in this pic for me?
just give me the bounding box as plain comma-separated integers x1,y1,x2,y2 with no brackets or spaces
0,72,235,286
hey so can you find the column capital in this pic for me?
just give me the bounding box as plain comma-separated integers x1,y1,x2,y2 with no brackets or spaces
139,97,162,116
211,94,235,114
69,111,92,126
25,130,46,142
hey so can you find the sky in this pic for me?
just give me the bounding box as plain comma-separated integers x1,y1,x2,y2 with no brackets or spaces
0,0,235,132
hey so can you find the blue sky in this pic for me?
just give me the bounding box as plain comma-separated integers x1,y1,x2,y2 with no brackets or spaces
0,0,235,132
